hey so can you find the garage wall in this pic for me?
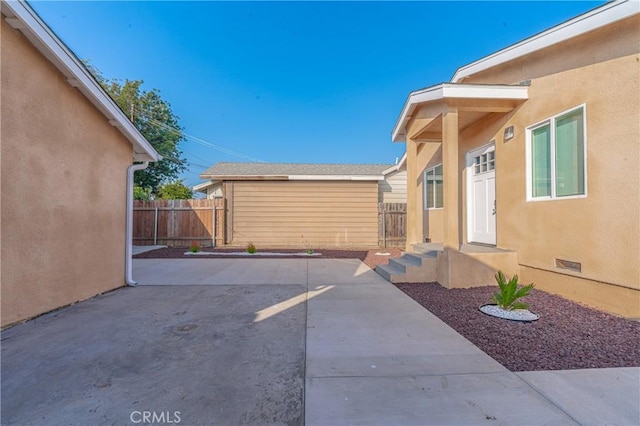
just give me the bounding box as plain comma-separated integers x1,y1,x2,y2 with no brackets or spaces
1,19,132,327
230,181,379,247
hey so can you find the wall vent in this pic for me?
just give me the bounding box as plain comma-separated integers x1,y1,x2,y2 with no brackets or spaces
555,258,582,273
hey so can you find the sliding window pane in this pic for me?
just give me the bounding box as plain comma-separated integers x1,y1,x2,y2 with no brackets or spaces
555,109,585,197
531,125,551,197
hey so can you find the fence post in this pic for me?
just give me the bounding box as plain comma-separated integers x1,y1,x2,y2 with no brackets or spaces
382,205,387,248
153,207,158,245
212,205,216,248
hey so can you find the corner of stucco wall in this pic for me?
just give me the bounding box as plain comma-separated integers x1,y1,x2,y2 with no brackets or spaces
1,20,134,326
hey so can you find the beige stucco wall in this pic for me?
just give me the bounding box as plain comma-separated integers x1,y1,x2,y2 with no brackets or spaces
462,18,640,316
1,20,134,327
402,16,640,316
405,109,446,246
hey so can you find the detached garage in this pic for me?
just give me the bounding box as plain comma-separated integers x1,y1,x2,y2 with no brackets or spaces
198,163,393,248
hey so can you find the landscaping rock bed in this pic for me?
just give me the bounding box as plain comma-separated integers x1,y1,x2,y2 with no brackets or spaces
133,246,403,270
395,282,640,372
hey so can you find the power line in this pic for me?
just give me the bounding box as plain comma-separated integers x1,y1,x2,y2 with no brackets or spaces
134,106,267,163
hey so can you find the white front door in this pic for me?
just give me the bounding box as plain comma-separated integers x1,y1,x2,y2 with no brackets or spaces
467,143,496,245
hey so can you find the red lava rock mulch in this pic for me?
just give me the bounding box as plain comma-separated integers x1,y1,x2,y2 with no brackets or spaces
395,282,640,372
133,247,403,270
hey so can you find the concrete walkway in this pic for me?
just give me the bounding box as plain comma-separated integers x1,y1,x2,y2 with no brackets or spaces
301,259,639,425
2,258,638,425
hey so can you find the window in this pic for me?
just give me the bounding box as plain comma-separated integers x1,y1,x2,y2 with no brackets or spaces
424,164,443,209
473,150,495,175
527,105,586,200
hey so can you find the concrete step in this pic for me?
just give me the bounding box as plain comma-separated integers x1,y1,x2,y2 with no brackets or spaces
375,263,405,282
376,252,439,283
412,242,444,253
404,252,437,263
388,256,421,272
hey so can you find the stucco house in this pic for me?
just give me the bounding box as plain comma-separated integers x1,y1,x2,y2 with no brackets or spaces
195,162,406,247
378,0,639,318
1,1,161,327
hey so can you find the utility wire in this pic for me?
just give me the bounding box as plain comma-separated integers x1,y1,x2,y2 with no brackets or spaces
133,106,267,163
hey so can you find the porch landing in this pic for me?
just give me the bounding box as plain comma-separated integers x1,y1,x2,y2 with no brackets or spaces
376,243,518,287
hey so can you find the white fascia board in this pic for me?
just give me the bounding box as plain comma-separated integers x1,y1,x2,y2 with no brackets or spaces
288,175,384,181
452,0,639,82
392,84,445,143
441,84,529,100
193,181,215,192
382,152,407,175
199,175,288,181
391,83,528,143
2,1,161,163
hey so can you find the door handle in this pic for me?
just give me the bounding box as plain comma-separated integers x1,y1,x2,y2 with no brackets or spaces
492,200,496,215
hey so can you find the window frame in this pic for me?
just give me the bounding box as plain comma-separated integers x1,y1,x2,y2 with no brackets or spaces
423,164,444,210
525,104,588,202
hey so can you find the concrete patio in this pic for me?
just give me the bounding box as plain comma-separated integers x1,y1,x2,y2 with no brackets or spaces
1,258,638,425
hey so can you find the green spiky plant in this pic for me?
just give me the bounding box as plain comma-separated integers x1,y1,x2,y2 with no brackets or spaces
246,243,257,254
492,271,535,310
189,240,201,253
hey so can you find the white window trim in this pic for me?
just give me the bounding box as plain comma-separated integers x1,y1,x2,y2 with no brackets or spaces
525,104,588,202
423,164,444,210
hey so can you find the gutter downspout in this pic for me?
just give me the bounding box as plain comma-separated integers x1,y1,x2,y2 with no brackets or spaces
125,162,149,286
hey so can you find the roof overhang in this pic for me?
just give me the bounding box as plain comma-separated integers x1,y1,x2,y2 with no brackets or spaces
392,83,529,142
199,174,383,182
288,175,384,181
199,175,289,181
193,181,217,192
382,152,407,175
2,0,161,162
452,0,639,83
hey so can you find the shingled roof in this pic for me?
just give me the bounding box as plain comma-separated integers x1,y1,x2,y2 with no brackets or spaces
200,162,393,180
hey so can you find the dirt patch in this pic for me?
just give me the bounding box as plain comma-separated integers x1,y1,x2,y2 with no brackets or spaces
133,247,403,270
395,282,640,372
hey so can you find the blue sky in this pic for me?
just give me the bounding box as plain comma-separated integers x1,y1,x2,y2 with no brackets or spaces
31,1,602,188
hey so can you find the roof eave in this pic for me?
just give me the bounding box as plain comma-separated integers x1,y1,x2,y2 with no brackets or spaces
2,0,161,163
451,0,639,82
193,181,215,192
199,174,384,181
199,175,289,181
382,152,407,175
288,175,384,181
391,83,529,143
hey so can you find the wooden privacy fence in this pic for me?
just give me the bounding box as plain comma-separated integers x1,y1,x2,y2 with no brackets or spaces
133,199,225,247
134,199,404,249
378,203,406,248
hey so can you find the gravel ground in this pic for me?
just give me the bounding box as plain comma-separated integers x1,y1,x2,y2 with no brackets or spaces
395,283,640,372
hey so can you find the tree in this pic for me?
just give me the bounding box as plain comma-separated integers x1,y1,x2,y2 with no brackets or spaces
156,181,193,200
85,62,187,195
133,185,152,201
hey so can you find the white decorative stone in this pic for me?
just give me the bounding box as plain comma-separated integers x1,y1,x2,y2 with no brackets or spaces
479,304,539,322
